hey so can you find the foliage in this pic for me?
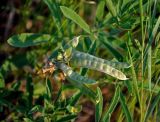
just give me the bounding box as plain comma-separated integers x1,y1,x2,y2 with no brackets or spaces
1,0,160,121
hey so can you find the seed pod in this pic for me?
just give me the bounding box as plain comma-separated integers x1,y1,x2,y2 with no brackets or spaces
57,62,96,84
70,51,129,80
57,62,97,100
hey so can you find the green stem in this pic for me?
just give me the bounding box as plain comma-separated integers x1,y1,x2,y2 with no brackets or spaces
139,0,144,121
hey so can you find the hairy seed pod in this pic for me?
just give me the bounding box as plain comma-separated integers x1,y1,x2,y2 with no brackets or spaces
70,51,129,80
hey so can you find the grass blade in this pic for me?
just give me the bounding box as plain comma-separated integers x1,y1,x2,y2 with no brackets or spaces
144,91,160,121
120,92,132,122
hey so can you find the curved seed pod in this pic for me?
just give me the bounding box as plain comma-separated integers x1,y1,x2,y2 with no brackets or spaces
71,51,130,69
103,60,130,69
57,62,96,84
57,62,97,100
70,51,129,80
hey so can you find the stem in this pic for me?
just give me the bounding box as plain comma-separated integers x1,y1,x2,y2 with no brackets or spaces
139,0,144,121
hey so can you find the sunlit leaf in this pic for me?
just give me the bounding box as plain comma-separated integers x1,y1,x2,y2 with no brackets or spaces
56,114,77,122
102,86,120,121
120,92,132,122
0,73,5,88
60,6,91,34
7,33,51,47
95,87,103,122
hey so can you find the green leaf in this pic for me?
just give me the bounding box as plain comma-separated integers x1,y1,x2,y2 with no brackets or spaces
105,0,117,17
26,75,33,108
96,0,105,21
60,6,91,34
46,78,52,101
98,33,123,61
69,91,82,106
23,118,33,122
67,105,82,114
56,114,77,122
124,80,133,94
119,92,132,122
95,87,103,122
144,91,160,121
102,86,120,121
28,105,43,114
7,33,51,47
0,73,5,88
43,0,63,33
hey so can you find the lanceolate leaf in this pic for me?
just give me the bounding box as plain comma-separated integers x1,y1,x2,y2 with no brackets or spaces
0,73,5,88
120,92,132,122
43,0,62,32
144,91,160,121
56,114,77,122
60,6,91,34
95,87,103,122
102,86,120,121
96,0,105,21
7,33,51,47
98,34,123,61
68,91,82,106
105,0,117,17
46,78,52,101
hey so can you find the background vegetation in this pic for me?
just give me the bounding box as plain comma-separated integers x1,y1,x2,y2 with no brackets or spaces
0,0,160,121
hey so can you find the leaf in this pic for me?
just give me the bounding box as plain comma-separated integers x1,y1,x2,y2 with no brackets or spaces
95,87,103,122
43,0,63,33
0,73,5,88
67,105,82,114
105,0,117,17
119,92,132,122
7,33,51,47
28,105,43,114
56,114,77,122
96,0,105,21
98,33,123,61
124,80,133,94
46,78,52,101
144,91,160,121
23,118,33,122
102,86,120,121
68,91,82,106
60,6,91,34
26,75,33,108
